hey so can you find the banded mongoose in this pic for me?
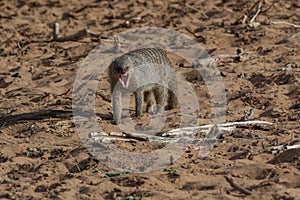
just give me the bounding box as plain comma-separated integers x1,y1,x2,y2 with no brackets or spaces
108,48,177,124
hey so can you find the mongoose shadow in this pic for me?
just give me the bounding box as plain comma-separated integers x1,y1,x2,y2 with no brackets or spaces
108,48,177,124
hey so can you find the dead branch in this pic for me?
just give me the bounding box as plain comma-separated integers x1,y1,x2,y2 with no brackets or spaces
224,176,252,195
184,26,199,38
184,3,209,19
271,21,300,28
89,131,139,143
0,110,73,126
96,91,111,103
241,108,254,121
162,126,236,137
52,23,102,42
247,0,262,15
271,143,300,154
217,120,273,129
276,31,300,44
111,131,150,141
164,120,273,138
89,132,108,137
53,23,59,39
89,120,273,149
113,36,121,53
90,131,211,146
235,0,262,25
92,137,138,143
249,0,262,24
88,120,273,159
269,63,292,72
214,50,259,63
261,0,275,13
68,153,81,172
289,31,300,39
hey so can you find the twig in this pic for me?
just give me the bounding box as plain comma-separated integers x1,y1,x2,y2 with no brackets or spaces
111,131,150,141
68,153,81,172
185,26,199,38
271,21,300,28
96,91,111,102
53,23,59,39
241,108,254,121
113,36,121,53
214,51,258,63
289,31,300,39
90,131,212,145
185,3,209,19
85,29,102,37
164,120,273,137
224,176,252,195
247,0,262,15
89,132,108,137
271,143,300,154
89,132,138,142
276,31,300,44
249,0,262,24
92,137,138,143
269,63,292,72
261,0,275,13
162,126,236,137
218,120,273,128
52,28,102,42
214,54,237,59
235,0,262,24
0,110,73,126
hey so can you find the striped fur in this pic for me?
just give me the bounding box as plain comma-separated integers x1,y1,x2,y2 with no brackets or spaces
108,48,177,124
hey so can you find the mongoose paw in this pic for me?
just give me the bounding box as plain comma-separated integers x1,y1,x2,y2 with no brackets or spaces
146,106,154,114
135,113,142,117
112,119,121,125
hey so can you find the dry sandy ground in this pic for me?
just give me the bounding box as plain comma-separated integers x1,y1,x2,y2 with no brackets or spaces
0,0,300,199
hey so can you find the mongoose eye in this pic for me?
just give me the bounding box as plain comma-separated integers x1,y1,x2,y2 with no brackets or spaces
114,65,122,73
120,66,129,74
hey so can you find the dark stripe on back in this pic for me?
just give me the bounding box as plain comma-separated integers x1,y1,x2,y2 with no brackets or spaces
127,48,169,65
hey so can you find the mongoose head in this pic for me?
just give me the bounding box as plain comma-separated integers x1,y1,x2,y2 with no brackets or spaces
111,55,132,88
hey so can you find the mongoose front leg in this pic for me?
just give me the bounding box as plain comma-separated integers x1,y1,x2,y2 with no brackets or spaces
112,91,122,124
166,90,177,110
144,91,154,113
135,90,144,117
167,79,178,109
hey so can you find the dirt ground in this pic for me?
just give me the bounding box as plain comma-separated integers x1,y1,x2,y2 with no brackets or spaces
0,0,300,199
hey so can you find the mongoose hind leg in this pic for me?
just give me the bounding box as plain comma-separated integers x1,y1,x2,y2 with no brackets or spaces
144,91,154,113
166,89,177,110
154,86,168,113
